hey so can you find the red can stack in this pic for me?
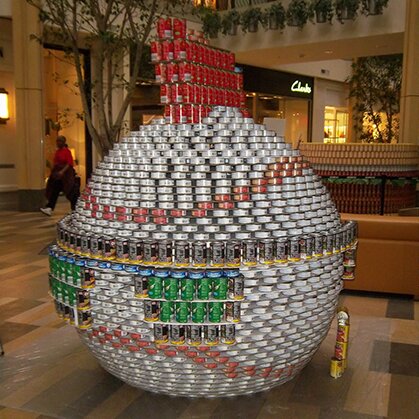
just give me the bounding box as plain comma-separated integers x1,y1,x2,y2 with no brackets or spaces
153,17,246,123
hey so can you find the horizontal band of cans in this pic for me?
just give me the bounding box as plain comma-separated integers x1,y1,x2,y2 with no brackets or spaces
54,220,356,269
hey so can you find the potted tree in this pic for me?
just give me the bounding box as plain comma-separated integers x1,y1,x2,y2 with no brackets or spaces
312,0,334,23
201,10,222,38
361,0,389,16
240,7,266,33
221,9,241,36
335,0,360,23
286,0,312,29
265,2,286,30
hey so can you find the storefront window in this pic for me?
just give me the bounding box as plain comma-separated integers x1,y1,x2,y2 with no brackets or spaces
324,106,348,143
246,93,310,145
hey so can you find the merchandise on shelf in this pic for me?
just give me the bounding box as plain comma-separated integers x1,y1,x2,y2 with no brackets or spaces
47,17,358,397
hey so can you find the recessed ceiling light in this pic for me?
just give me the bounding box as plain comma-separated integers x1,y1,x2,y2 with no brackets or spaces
324,50,333,54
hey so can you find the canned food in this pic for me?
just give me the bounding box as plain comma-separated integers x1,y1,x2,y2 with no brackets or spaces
208,302,223,323
175,301,190,323
225,301,240,323
170,325,186,345
160,301,175,322
174,241,190,267
259,239,274,264
288,237,301,262
221,324,236,345
180,277,195,301
148,275,163,299
115,238,129,262
330,357,344,378
227,273,244,300
144,301,159,322
134,275,148,298
187,325,202,346
143,240,158,264
158,240,172,265
163,276,179,300
154,324,169,344
192,241,207,267
238,240,256,266
209,242,225,267
212,276,228,300
226,241,241,267
129,240,144,263
191,302,207,323
204,325,219,346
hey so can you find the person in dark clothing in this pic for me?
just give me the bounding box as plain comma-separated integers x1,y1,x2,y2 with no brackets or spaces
40,135,80,215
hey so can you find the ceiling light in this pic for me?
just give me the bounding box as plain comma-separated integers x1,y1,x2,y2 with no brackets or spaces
324,50,333,54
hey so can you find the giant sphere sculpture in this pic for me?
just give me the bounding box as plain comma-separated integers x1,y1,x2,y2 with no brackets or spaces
48,105,356,397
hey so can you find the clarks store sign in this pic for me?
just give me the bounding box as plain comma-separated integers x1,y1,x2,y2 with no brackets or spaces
291,80,312,94
240,65,314,99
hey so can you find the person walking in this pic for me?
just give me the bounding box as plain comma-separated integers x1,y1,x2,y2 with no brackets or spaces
40,135,80,215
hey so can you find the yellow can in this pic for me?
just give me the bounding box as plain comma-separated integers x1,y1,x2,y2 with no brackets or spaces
330,357,344,378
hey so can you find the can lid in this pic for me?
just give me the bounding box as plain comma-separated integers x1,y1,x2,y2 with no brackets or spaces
154,269,170,278
137,267,153,276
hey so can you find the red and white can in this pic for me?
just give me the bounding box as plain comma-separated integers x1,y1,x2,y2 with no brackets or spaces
164,105,171,122
150,41,161,63
155,63,166,83
178,62,191,82
193,84,202,104
173,18,186,39
161,40,173,61
185,41,193,61
173,39,186,60
166,63,178,83
160,84,169,104
171,84,183,103
182,83,194,103
157,18,172,40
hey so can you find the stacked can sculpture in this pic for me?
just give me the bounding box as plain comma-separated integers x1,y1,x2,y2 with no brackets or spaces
48,18,357,397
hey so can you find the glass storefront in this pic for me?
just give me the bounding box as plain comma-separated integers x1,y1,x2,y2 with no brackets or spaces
240,65,313,145
324,106,349,143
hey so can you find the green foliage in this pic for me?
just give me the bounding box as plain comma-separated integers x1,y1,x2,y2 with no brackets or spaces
200,9,222,38
360,0,389,15
221,10,241,35
348,55,402,143
266,2,286,30
240,7,266,33
334,0,360,23
312,0,334,23
286,0,312,29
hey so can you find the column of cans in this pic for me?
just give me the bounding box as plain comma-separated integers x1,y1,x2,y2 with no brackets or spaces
151,17,246,123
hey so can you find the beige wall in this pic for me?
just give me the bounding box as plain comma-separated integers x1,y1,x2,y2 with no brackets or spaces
0,17,17,192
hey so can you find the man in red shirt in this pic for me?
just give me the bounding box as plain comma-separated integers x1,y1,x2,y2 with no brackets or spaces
40,136,80,215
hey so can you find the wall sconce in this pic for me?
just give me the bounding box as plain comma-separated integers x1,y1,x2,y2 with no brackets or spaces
0,88,10,124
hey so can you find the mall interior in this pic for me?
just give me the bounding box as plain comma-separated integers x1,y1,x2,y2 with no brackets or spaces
0,0,418,418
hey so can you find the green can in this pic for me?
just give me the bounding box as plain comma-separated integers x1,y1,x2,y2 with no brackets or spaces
148,276,163,299
209,302,224,323
212,276,228,300
163,277,179,300
65,257,74,283
180,277,195,301
58,254,67,281
160,301,174,322
176,301,190,323
191,302,207,323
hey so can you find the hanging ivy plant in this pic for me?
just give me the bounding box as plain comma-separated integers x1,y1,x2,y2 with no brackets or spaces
286,0,312,29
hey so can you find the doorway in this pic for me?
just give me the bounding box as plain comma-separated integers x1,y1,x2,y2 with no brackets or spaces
43,46,92,188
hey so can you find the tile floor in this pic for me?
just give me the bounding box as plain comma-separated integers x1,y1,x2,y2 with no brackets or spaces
0,201,418,419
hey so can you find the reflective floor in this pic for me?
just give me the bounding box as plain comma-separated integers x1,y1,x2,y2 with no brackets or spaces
0,201,418,419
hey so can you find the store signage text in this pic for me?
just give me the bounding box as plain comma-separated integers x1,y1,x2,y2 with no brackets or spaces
291,80,312,94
